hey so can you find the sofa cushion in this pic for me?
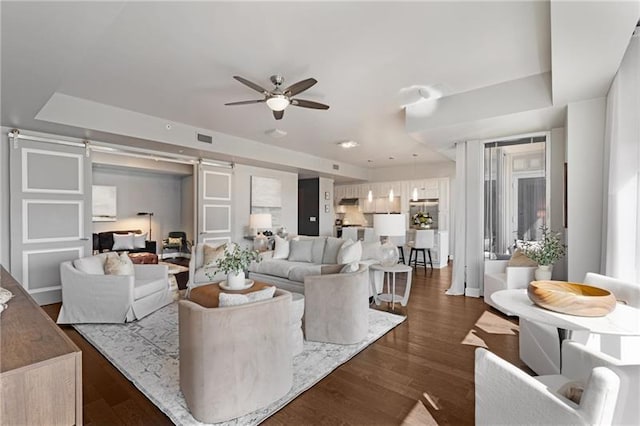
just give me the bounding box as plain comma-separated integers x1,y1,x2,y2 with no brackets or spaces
322,237,345,264
361,241,381,261
195,267,226,284
112,233,135,250
73,254,107,275
288,264,322,283
104,252,134,276
273,235,290,259
288,239,314,262
337,240,362,264
203,243,226,267
250,259,300,279
341,262,360,273
218,286,276,307
508,248,538,267
134,277,167,300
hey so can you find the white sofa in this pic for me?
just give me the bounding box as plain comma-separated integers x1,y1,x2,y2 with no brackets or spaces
57,253,172,324
476,340,625,425
483,259,536,315
520,272,640,375
248,236,383,296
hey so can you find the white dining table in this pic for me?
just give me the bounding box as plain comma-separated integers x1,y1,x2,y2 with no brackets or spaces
491,289,640,367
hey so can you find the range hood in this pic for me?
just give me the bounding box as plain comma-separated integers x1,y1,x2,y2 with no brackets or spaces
338,198,359,206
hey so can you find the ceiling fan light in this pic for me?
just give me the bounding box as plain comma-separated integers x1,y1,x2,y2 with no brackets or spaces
266,95,290,111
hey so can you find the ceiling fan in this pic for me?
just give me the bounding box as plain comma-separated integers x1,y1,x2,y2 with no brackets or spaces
225,74,329,120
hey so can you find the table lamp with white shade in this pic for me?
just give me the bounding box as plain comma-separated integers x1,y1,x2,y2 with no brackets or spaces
249,213,272,252
373,213,406,266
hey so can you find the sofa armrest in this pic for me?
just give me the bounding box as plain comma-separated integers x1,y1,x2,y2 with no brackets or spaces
134,263,168,280
484,259,509,275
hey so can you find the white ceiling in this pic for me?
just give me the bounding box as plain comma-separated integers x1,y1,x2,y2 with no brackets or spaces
1,1,637,172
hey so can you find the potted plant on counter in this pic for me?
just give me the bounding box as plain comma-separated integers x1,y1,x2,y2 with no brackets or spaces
213,244,261,290
521,226,567,280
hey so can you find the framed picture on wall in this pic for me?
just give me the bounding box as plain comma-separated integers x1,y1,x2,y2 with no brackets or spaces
92,185,117,222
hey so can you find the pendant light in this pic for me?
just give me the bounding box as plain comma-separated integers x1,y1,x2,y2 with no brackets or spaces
412,154,419,201
367,160,373,202
388,188,394,202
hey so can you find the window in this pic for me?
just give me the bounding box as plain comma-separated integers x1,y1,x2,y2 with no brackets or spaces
484,135,547,259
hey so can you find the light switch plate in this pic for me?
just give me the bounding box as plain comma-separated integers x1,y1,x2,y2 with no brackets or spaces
310,217,317,222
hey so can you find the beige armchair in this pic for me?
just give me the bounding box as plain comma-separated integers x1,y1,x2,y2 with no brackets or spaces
179,289,292,423
57,254,171,324
304,264,369,344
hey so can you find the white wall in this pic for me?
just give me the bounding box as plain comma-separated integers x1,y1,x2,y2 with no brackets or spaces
566,97,606,281
318,177,334,236
550,127,567,280
92,166,185,250
0,130,9,268
232,164,298,248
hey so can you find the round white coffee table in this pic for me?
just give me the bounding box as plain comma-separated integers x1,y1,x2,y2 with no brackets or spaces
370,264,413,309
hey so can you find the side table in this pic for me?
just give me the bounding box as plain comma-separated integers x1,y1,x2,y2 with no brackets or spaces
370,264,413,309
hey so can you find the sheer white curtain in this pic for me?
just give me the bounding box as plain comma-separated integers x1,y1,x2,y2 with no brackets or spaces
603,33,640,282
448,141,484,296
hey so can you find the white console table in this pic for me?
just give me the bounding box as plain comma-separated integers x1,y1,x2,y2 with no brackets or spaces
406,229,449,268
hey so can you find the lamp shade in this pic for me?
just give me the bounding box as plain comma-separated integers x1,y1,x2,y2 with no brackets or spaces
373,213,405,237
249,213,272,229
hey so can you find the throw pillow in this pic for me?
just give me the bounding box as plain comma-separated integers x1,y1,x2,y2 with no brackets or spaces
167,236,182,245
112,233,134,251
104,252,135,276
340,262,359,273
508,248,538,267
322,237,345,264
218,286,276,307
203,243,226,267
73,254,106,275
558,380,585,404
288,239,314,262
273,235,290,259
337,240,362,264
361,241,382,261
133,232,147,249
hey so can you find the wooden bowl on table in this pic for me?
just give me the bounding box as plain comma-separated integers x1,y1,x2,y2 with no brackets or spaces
527,280,617,317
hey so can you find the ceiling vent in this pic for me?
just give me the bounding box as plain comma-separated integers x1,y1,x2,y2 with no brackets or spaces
197,133,213,144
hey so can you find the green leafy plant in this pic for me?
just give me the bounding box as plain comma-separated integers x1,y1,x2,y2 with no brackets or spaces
521,226,567,266
214,244,261,275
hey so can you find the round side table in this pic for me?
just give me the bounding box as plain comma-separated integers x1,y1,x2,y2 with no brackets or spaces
370,264,413,310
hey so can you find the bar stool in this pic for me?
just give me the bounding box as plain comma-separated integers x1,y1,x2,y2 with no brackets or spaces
363,227,377,242
341,227,358,241
389,235,406,264
407,230,434,272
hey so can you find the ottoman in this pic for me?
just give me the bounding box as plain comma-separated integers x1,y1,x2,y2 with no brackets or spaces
290,293,305,356
128,252,159,264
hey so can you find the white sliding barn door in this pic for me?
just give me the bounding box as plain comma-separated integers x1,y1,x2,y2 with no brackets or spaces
197,164,232,246
9,136,92,305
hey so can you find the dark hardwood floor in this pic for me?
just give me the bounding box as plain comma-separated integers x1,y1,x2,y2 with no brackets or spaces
42,264,526,425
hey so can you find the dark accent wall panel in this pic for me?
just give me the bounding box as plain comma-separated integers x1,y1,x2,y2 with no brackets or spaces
298,178,319,236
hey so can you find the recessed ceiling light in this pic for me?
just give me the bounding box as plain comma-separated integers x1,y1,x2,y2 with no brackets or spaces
265,128,287,139
338,140,359,149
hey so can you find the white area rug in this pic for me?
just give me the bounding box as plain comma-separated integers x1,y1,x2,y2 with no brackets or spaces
74,301,405,425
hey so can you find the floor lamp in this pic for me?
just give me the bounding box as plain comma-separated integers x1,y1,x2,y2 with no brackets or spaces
137,212,154,240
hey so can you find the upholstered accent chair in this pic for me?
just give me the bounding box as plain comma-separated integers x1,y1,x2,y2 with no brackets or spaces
520,272,640,375
475,341,624,425
304,264,369,344
179,289,293,423
57,253,171,324
483,258,536,315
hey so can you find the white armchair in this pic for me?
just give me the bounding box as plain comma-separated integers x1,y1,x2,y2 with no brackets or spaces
520,272,640,375
483,259,536,315
57,254,172,324
475,341,623,425
187,243,226,295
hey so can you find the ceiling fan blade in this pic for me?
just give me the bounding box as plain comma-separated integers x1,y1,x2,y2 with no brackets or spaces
273,110,284,120
284,78,317,97
290,99,330,110
224,99,265,106
233,76,269,94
